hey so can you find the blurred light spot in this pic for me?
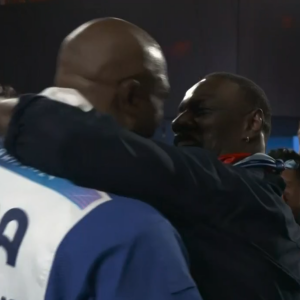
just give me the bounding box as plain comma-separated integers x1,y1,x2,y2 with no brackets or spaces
282,16,293,28
170,41,191,58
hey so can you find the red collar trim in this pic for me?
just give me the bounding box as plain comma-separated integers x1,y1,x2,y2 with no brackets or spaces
219,153,251,164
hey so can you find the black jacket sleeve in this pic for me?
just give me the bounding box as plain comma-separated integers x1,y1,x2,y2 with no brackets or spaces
5,95,234,222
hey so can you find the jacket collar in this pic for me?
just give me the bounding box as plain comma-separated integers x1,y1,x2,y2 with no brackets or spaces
40,87,93,112
221,153,286,195
220,152,287,172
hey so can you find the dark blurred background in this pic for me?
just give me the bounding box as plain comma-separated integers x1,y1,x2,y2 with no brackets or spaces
0,0,299,150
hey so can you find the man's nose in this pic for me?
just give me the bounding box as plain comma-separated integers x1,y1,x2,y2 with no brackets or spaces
172,111,193,134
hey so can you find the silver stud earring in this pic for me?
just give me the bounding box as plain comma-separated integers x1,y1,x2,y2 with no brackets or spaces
245,136,250,143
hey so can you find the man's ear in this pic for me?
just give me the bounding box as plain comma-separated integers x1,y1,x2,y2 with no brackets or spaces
252,109,264,132
116,79,141,113
243,108,264,139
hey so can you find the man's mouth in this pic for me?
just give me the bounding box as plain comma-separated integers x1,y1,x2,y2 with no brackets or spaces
173,134,200,147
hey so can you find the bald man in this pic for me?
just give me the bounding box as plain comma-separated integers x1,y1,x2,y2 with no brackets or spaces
52,17,168,137
0,19,202,300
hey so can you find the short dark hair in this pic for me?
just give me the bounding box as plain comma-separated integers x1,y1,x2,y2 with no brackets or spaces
0,84,17,99
206,72,272,138
269,148,300,177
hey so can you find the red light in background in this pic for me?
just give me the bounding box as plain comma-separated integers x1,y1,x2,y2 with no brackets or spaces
170,41,192,58
282,16,293,28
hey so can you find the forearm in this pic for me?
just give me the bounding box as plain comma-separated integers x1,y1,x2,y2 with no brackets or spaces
60,124,181,201
5,97,184,211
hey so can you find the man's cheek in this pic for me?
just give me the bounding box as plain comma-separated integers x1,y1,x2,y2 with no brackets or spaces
150,95,164,124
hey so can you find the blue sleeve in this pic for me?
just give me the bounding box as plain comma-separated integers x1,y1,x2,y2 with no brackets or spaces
45,200,202,300
94,221,201,300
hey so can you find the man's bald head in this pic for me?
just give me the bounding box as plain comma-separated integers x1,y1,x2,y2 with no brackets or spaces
55,18,169,137
56,18,166,83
